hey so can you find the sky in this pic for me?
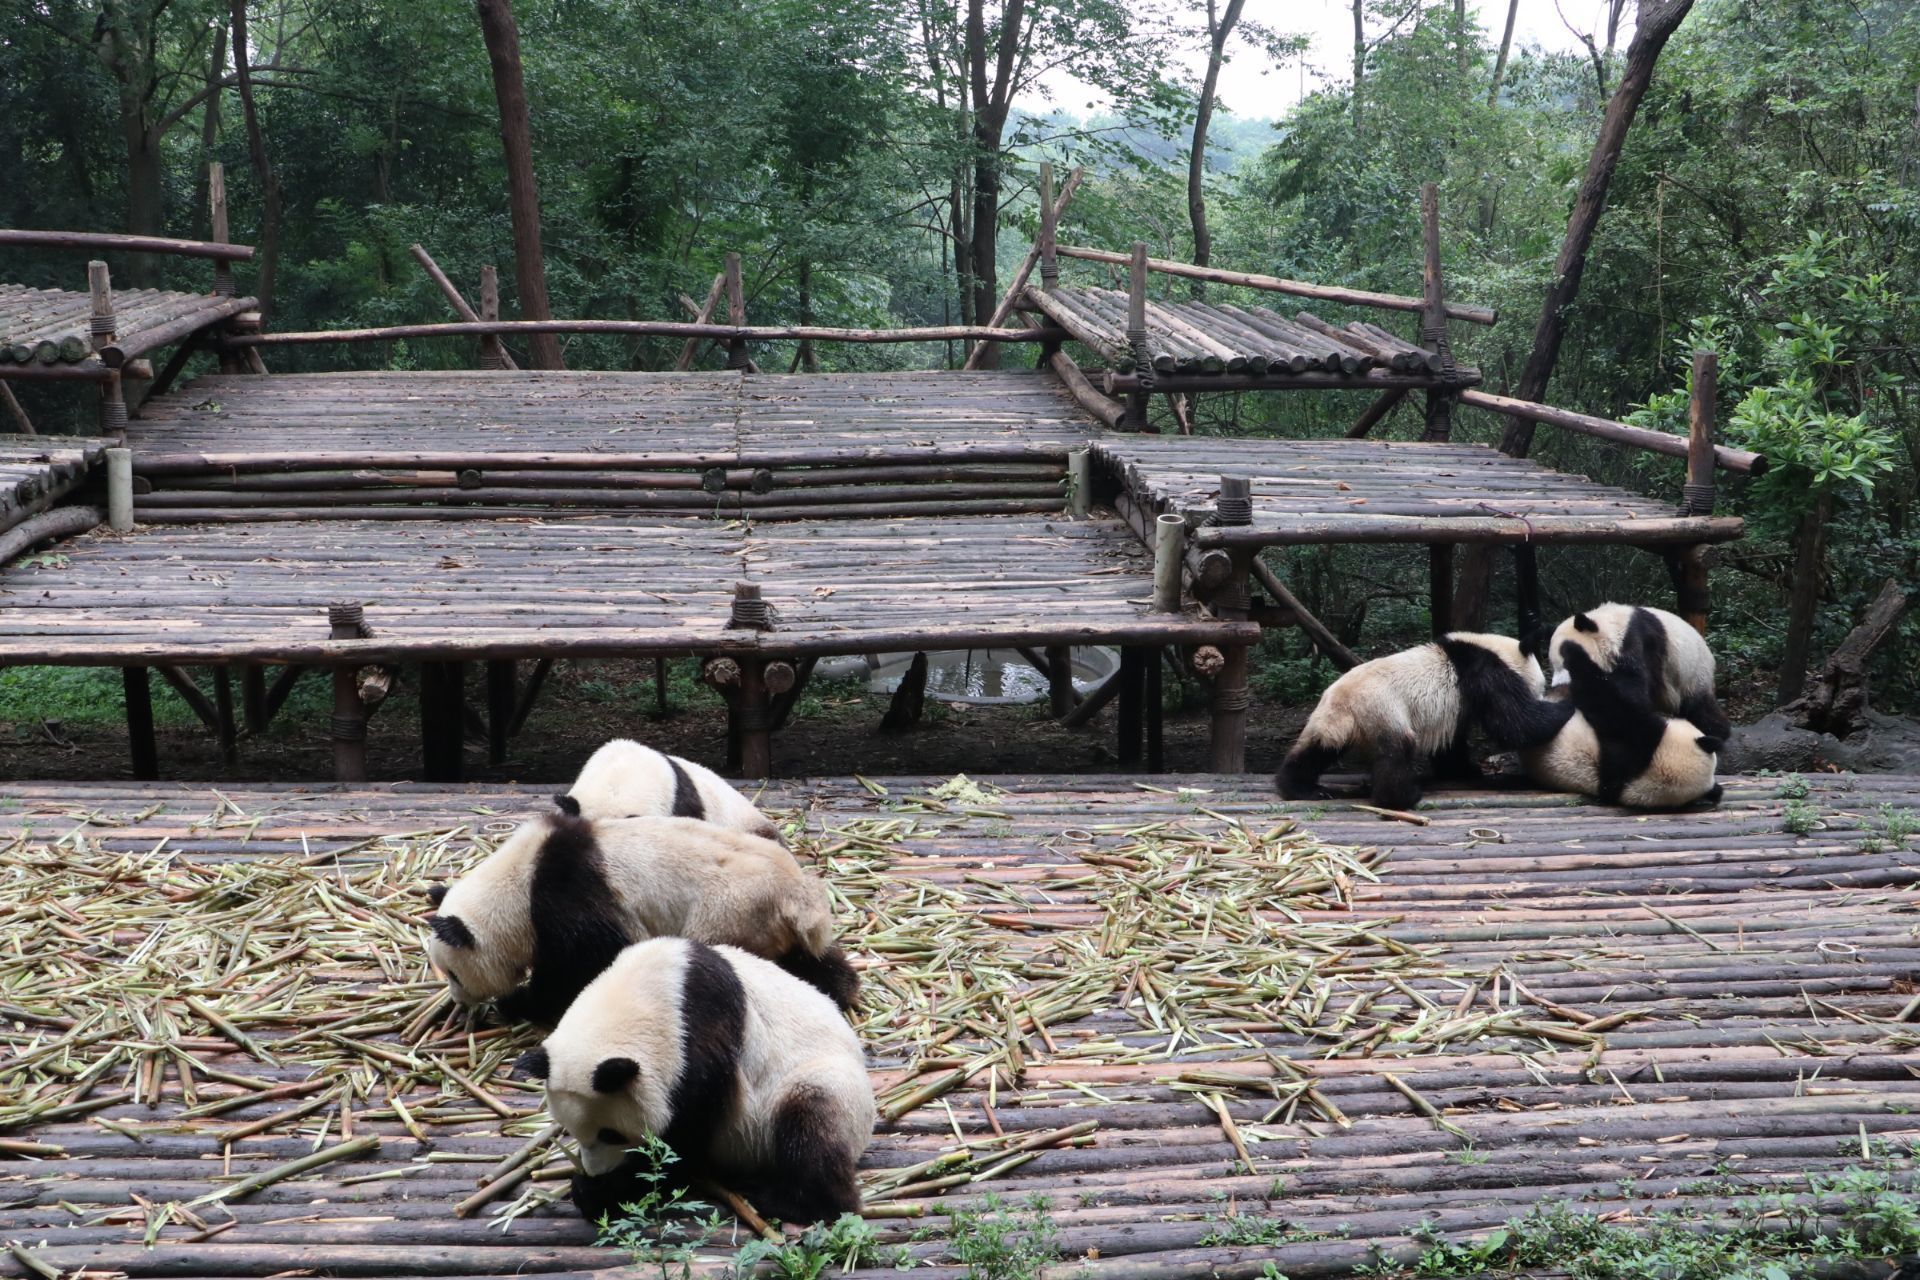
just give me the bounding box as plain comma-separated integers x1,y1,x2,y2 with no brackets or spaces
1030,0,1629,120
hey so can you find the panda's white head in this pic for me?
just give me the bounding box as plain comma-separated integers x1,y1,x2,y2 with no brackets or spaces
425,813,555,1003
1547,604,1630,687
514,940,690,1175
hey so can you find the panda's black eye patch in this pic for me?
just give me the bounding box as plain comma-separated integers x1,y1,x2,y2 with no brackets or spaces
597,1128,628,1147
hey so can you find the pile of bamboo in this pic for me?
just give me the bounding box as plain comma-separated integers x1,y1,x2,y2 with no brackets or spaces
1028,286,1451,378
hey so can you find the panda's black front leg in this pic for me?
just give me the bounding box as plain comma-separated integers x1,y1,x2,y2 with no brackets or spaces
1369,734,1424,810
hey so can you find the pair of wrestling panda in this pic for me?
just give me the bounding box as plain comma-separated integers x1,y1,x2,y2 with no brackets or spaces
423,739,873,1226
1278,603,1731,810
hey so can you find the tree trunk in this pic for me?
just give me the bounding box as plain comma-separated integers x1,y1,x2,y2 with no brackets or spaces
193,23,227,241
1453,0,1697,627
1453,0,1469,75
474,0,565,370
1487,0,1519,105
229,0,281,320
1187,0,1246,287
796,258,819,373
1777,488,1833,705
1351,0,1366,135
966,0,1024,369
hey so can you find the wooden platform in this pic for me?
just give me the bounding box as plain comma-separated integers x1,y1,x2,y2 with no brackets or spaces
0,283,255,378
2,773,1916,1278
1025,284,1479,389
1097,434,1745,548
0,513,1250,665
0,435,107,536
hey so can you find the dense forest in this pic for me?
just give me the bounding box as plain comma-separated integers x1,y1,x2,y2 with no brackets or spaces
4,0,1918,719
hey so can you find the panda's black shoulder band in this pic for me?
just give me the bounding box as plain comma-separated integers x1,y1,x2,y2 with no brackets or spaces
553,794,582,817
514,1046,550,1080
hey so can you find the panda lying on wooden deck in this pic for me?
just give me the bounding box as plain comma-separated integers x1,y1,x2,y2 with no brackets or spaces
1276,610,1725,811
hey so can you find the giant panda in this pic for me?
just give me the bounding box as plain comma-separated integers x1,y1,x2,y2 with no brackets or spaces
1522,643,1723,809
516,937,874,1227
425,807,858,1025
1547,604,1730,740
566,738,781,842
1276,631,1575,809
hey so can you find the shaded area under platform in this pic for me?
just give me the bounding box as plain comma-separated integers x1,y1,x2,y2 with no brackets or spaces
0,512,1247,665
0,773,1914,1278
1097,434,1744,547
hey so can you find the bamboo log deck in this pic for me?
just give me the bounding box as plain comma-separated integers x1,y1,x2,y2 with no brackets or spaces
1024,285,1479,387
0,513,1250,665
0,435,108,535
1095,435,1745,548
0,284,257,377
125,371,1087,514
0,772,1915,1279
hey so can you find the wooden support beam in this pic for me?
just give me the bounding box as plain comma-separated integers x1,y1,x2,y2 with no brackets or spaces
329,603,368,783
1047,352,1126,431
1459,387,1766,474
1116,646,1146,765
1145,648,1164,773
479,267,512,369
262,665,307,727
1209,640,1251,773
0,382,33,435
1061,662,1126,729
1044,645,1077,718
1513,544,1542,657
768,655,820,733
0,226,253,262
676,273,726,372
213,667,237,763
209,163,235,299
155,665,220,734
408,244,518,371
736,659,773,777
486,659,515,765
419,661,466,782
239,665,266,734
965,165,1085,369
1037,162,1059,291
1684,349,1718,515
723,253,748,372
1249,555,1359,671
123,667,157,781
1665,544,1711,638
507,657,553,736
234,316,1064,350
1429,544,1455,636
1124,242,1152,431
1346,387,1408,439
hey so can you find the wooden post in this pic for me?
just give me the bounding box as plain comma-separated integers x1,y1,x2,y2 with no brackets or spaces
1666,544,1711,638
212,667,237,764
89,260,128,439
486,659,515,765
242,665,267,735
1153,513,1185,612
1429,544,1455,636
736,660,772,778
329,602,368,783
1045,645,1075,718
1037,162,1059,291
1209,480,1254,772
209,163,234,298
1125,242,1152,430
106,448,133,533
1067,449,1091,517
880,652,928,732
723,253,748,371
420,661,466,782
478,266,513,370
1513,544,1542,655
1145,647,1164,773
1346,387,1408,439
1684,349,1718,515
1116,647,1145,765
123,667,158,781
1418,182,1457,443
0,382,33,435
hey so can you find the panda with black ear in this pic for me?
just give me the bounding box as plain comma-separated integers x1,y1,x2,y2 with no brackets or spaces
1547,604,1730,739
567,739,782,842
516,937,874,1227
1276,632,1575,809
1522,642,1723,809
425,804,858,1025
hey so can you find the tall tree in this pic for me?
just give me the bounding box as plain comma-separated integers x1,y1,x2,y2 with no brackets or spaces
474,0,564,370
1454,0,1698,627
1486,0,1518,105
1187,0,1247,279
965,0,1025,369
229,0,281,318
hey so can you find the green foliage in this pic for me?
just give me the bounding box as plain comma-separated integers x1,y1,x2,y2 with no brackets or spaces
592,1137,725,1280
944,1194,1061,1280
1774,774,1812,800
730,1214,908,1278
1782,799,1824,836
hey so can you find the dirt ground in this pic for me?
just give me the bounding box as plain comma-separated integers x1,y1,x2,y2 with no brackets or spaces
0,657,1308,784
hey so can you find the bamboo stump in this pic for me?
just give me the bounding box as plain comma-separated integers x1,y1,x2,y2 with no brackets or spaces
419,662,467,782
329,606,368,783
486,660,515,766
122,667,157,781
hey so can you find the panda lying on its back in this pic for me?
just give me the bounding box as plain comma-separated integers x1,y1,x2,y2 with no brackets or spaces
1522,643,1723,810
1276,632,1574,809
567,739,781,842
518,937,874,1227
1547,604,1730,740
426,807,857,1026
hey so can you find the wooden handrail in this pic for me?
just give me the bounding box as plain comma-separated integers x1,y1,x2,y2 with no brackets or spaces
0,229,255,262
228,319,1068,347
1458,388,1766,476
1052,245,1498,325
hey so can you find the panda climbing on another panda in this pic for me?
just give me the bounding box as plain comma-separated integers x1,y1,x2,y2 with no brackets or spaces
1275,631,1575,810
516,937,874,1227
1545,603,1731,740
1522,641,1723,810
425,804,858,1026
566,738,782,842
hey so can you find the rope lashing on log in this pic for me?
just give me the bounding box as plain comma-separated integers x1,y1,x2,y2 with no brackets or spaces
1212,475,1253,528
728,582,774,631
